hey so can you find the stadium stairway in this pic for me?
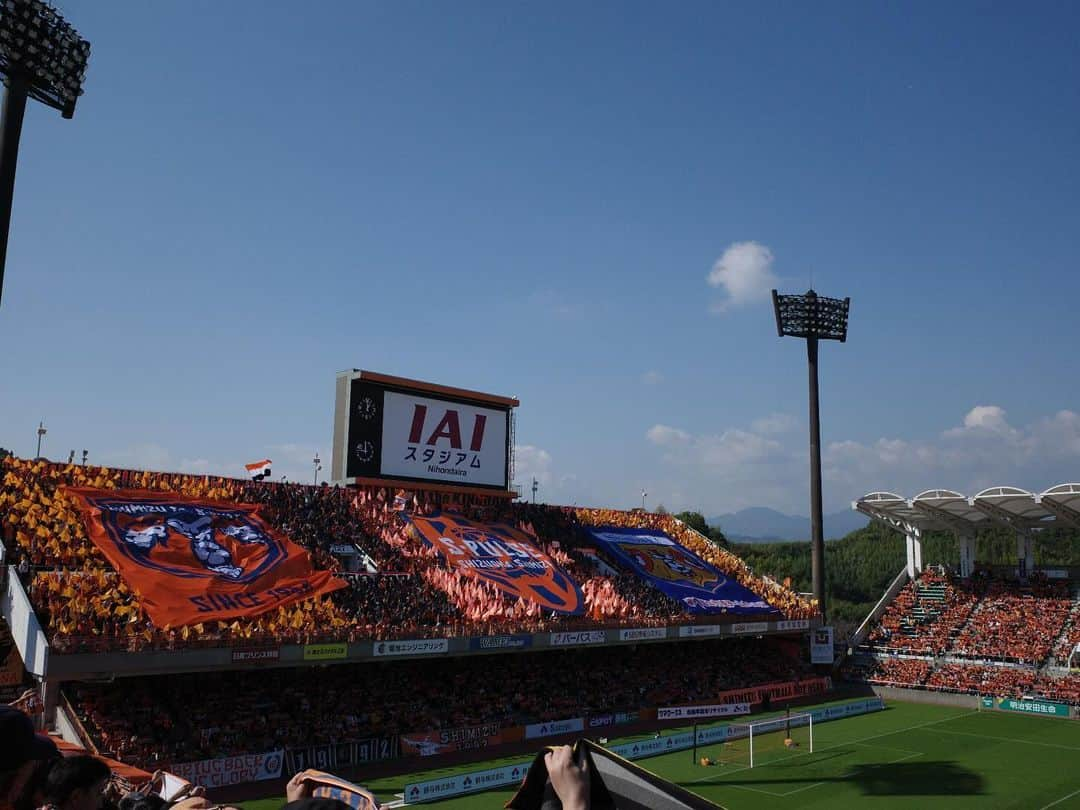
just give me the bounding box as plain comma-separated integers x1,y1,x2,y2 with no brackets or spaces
1044,587,1080,672
847,567,910,654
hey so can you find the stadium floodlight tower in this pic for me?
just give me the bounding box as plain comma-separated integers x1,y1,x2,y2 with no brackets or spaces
0,0,90,308
772,288,850,622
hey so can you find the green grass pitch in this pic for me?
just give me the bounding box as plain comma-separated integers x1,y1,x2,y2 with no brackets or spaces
243,699,1080,809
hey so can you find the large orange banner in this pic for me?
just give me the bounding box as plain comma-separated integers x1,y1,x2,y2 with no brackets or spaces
404,512,584,615
64,488,345,627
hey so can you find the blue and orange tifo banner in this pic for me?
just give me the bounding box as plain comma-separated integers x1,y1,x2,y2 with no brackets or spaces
63,488,346,627
403,512,584,615
586,527,779,616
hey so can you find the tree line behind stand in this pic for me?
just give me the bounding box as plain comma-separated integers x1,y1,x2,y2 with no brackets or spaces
677,510,1080,638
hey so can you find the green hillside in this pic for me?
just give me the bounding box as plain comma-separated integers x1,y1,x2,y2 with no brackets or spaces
731,523,1080,626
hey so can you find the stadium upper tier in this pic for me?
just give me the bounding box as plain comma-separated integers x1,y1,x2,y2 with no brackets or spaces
0,457,817,654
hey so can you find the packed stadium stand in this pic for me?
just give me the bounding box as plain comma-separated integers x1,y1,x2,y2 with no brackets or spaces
0,454,828,788
64,637,812,770
0,457,817,652
844,568,1080,707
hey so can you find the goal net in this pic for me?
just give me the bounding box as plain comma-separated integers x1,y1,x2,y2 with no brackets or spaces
705,711,813,769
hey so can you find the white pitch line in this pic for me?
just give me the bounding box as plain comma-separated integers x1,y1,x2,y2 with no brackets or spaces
774,780,826,797
852,742,925,757
690,708,979,786
1039,787,1080,810
932,728,1080,752
724,783,793,797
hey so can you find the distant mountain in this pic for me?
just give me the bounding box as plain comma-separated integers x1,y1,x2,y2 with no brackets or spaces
707,506,867,543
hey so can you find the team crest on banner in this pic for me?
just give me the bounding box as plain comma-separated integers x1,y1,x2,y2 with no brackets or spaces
587,527,779,616
403,512,584,615
63,488,346,627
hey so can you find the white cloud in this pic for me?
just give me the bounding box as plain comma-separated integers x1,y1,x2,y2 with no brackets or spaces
645,424,691,447
640,370,664,386
647,424,784,469
825,405,1080,500
644,405,1080,514
751,413,796,435
944,405,1016,438
515,444,553,487
706,241,778,312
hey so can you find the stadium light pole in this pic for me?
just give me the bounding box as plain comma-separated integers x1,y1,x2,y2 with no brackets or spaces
0,0,90,309
34,418,45,457
772,289,850,623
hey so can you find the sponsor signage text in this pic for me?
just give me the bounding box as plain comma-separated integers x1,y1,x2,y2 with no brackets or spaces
303,643,347,661
373,638,449,657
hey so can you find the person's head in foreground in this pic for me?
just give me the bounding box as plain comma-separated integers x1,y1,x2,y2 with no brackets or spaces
0,706,60,810
42,755,111,810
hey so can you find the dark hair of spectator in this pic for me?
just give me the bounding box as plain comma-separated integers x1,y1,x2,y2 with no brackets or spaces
43,755,111,807
118,793,167,810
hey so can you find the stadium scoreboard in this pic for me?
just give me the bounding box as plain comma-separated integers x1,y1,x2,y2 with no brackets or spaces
331,370,518,492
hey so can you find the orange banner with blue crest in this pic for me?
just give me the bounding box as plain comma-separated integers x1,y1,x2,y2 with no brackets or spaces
403,511,584,615
63,488,346,627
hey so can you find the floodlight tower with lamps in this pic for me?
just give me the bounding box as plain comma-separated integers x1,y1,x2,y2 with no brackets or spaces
0,0,90,308
772,289,850,622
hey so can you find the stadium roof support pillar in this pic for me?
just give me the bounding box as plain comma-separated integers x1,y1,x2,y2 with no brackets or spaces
1016,534,1034,580
909,499,978,579
969,494,1036,580
854,496,924,579
957,535,976,579
908,527,923,579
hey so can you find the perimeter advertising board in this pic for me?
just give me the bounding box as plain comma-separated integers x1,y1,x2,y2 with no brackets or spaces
332,371,514,490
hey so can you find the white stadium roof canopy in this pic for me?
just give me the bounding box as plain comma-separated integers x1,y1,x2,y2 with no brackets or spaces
854,483,1080,534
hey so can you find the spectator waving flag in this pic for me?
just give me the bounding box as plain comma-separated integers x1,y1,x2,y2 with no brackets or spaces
62,487,346,627
246,459,272,480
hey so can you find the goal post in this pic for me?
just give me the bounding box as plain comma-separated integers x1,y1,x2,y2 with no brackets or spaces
704,711,813,768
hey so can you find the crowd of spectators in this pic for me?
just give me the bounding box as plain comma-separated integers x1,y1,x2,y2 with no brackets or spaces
843,655,1080,705
949,576,1072,665
850,569,1080,707
845,656,932,688
1,457,814,652
65,637,810,769
924,663,1038,697
865,569,978,656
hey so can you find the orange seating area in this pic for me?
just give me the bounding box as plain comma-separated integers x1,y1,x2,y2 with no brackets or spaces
866,570,977,656
950,578,1072,665
67,637,808,770
849,570,1080,706
1,457,816,652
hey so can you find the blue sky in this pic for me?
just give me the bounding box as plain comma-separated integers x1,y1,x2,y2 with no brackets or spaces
1,2,1078,515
